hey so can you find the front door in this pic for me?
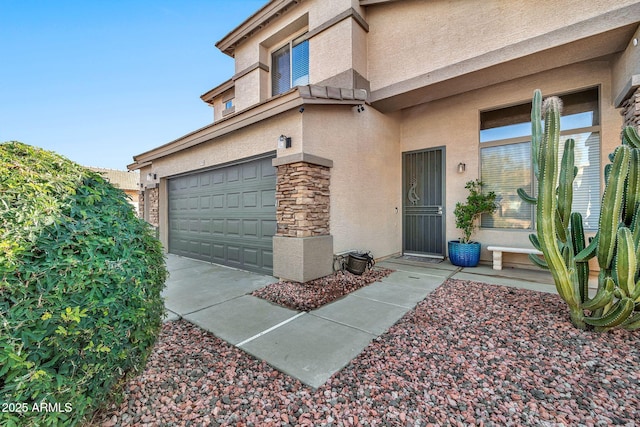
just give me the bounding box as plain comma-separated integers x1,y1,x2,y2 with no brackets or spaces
403,147,445,258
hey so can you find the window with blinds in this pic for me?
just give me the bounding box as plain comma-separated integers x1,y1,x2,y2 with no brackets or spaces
271,35,309,96
480,87,600,230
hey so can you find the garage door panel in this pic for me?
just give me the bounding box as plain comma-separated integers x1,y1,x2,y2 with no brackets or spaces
243,163,258,180
228,246,241,263
227,193,240,208
243,191,258,208
262,189,276,208
169,156,276,275
242,220,258,237
263,219,277,237
212,219,225,235
263,250,273,269
227,168,240,183
243,248,259,267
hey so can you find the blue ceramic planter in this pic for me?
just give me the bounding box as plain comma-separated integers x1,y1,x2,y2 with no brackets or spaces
448,240,481,267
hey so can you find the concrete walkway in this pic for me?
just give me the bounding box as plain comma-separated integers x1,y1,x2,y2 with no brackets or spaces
163,254,555,388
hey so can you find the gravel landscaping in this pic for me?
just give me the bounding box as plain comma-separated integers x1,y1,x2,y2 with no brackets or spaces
250,268,394,311
92,279,639,426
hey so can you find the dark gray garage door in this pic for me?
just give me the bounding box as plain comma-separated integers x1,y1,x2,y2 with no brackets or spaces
168,156,276,275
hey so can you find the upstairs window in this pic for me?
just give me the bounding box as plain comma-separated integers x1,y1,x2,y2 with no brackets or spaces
224,99,233,110
480,87,601,230
272,34,309,96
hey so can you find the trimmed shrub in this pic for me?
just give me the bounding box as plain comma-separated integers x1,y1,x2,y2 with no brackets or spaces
0,142,167,426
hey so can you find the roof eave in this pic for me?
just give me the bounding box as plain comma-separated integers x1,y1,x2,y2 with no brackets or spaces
200,79,234,104
215,0,304,57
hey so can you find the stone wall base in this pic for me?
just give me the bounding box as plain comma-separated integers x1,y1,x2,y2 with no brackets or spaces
273,235,334,282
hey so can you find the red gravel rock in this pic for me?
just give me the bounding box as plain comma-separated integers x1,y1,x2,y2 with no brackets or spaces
251,267,394,311
89,279,639,426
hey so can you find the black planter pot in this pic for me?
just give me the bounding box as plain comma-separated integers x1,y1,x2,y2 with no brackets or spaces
448,240,481,267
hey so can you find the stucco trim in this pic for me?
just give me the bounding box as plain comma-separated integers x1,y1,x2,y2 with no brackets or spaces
200,79,234,104
272,153,334,168
233,62,270,82
298,8,369,44
614,74,640,108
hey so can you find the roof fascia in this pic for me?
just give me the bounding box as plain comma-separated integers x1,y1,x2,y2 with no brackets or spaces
200,79,234,104
216,0,304,57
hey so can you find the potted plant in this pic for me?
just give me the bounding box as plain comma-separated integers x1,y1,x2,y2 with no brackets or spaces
449,179,497,267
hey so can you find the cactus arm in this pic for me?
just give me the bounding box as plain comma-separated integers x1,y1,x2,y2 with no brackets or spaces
624,148,640,225
584,297,635,329
536,96,577,307
555,210,568,244
517,188,537,204
529,233,542,251
582,276,615,311
531,90,542,180
570,212,589,303
621,312,640,330
622,126,640,148
558,138,576,230
616,227,636,298
528,253,548,269
632,279,640,301
597,146,630,270
575,233,598,262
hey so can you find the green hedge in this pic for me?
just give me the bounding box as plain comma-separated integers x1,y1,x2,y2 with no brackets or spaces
0,142,167,426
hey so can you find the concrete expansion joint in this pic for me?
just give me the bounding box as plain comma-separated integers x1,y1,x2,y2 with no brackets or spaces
349,293,412,310
236,312,306,347
181,295,248,316
447,267,463,281
308,313,378,337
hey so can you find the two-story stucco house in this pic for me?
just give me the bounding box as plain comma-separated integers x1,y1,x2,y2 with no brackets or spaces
129,0,640,282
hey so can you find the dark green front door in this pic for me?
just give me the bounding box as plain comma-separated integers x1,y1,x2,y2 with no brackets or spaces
168,156,276,275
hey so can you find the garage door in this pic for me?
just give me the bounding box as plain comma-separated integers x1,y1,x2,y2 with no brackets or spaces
168,156,277,275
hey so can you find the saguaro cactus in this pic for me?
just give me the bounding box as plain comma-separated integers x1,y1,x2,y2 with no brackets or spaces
519,90,640,331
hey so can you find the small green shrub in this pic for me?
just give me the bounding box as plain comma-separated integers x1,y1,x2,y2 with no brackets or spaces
0,142,167,426
453,180,497,243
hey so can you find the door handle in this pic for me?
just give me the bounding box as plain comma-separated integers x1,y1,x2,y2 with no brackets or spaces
437,206,443,215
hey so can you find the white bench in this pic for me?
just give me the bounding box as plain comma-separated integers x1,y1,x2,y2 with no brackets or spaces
487,246,543,270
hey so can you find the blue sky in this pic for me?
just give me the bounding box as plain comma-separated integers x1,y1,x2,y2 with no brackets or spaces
0,0,267,170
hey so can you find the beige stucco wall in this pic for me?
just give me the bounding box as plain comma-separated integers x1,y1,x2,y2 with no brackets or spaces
366,0,639,92
229,0,365,113
613,26,640,105
300,104,402,258
234,70,262,112
401,59,623,268
309,19,355,85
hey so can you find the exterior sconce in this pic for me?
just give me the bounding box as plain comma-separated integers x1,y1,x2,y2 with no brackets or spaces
278,134,292,149
146,172,157,181
457,163,466,173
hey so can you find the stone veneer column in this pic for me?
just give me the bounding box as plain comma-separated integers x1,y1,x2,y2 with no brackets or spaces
621,87,640,131
146,187,159,227
272,154,334,282
138,190,145,220
276,162,330,237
